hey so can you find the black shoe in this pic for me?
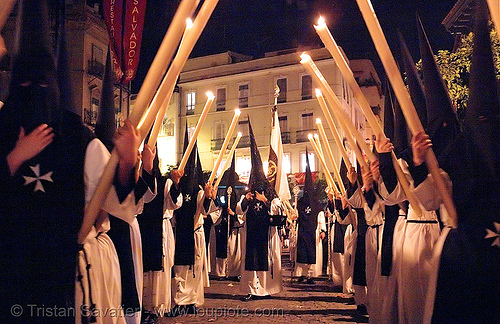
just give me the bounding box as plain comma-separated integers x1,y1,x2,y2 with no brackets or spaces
305,278,315,285
241,294,254,301
297,276,306,283
357,304,368,316
164,305,181,317
185,304,197,314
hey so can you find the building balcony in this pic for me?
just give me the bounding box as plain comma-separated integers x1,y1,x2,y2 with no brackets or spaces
237,135,250,148
211,138,224,151
212,136,250,150
281,131,291,144
296,129,316,143
88,60,104,78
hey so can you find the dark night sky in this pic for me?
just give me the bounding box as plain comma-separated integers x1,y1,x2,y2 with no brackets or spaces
132,0,458,91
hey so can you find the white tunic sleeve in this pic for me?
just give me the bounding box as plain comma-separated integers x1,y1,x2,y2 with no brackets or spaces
347,186,364,208
84,138,138,224
236,195,247,215
413,170,452,211
163,178,183,211
317,211,327,232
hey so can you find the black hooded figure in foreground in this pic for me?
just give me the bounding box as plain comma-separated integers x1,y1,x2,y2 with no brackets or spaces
237,118,283,301
0,1,143,323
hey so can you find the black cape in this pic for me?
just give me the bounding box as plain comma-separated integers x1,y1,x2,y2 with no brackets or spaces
296,197,319,264
243,198,270,271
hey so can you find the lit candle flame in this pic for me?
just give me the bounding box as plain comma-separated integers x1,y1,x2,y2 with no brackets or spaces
317,16,326,27
316,118,322,124
206,91,214,100
300,53,311,63
315,88,322,97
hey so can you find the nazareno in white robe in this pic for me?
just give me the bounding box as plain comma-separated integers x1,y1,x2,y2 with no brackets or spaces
172,191,214,307
76,138,149,324
226,212,244,277
294,211,326,278
237,196,283,296
378,158,449,324
143,179,182,314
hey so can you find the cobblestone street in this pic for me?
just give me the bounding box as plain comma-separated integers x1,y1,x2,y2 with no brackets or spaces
158,251,369,323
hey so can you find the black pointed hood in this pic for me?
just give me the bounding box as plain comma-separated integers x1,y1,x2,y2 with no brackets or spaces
95,48,116,152
463,0,500,181
339,157,349,190
397,31,427,130
6,0,61,134
393,87,410,158
247,117,267,191
417,14,459,157
383,80,395,141
303,148,314,199
179,124,198,194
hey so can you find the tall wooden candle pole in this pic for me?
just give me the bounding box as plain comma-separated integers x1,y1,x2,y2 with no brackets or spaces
308,134,337,192
356,0,456,226
315,90,352,169
208,109,241,185
80,0,200,243
316,119,346,195
487,0,500,43
137,0,219,139
147,19,193,147
214,132,242,189
314,17,422,216
178,92,215,172
300,54,373,170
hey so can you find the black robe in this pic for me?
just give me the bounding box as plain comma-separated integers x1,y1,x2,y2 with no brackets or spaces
328,200,348,253
296,199,319,264
242,198,270,271
138,175,166,272
173,187,200,266
0,110,94,323
215,205,229,259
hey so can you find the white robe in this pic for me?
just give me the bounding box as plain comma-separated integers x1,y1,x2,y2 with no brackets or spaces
294,211,326,278
378,159,447,324
226,213,244,277
143,179,182,314
172,191,213,306
76,138,145,324
238,196,283,296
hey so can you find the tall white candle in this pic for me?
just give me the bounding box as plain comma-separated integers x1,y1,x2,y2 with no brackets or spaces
315,89,352,169
300,53,375,169
315,17,422,215
179,92,215,172
308,134,337,192
316,119,346,195
209,109,241,184
214,132,242,189
356,0,456,226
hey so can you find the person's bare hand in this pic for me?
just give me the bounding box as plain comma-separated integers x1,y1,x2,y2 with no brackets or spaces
370,159,380,182
375,133,394,154
170,169,184,185
141,144,156,174
204,182,214,199
255,191,268,203
7,124,54,175
347,166,357,184
411,131,432,166
114,120,140,169
361,166,373,192
245,191,254,200
228,207,235,216
320,232,326,240
341,194,349,210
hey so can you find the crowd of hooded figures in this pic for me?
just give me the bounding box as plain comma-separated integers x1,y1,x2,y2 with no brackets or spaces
1,0,499,324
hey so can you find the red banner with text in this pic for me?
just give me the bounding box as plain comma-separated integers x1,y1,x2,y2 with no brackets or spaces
103,0,147,83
